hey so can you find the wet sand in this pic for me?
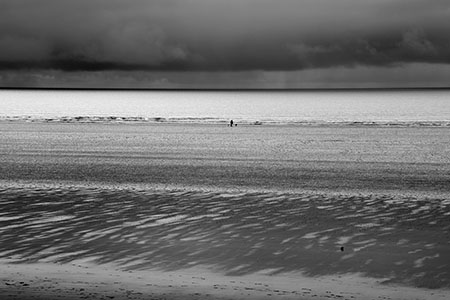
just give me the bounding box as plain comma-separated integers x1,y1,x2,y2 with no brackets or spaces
2,260,449,300
1,122,449,299
1,122,450,195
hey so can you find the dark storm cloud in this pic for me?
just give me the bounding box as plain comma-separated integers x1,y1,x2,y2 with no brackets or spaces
3,63,450,89
0,0,449,71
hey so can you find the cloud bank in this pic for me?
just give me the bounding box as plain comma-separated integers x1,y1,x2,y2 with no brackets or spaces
1,0,449,72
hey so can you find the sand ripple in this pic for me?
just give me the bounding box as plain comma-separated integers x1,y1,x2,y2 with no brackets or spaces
0,186,449,289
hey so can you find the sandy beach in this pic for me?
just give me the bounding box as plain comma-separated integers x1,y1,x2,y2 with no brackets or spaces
1,121,449,299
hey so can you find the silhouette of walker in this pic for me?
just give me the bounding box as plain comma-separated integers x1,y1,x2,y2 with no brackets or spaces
230,120,234,127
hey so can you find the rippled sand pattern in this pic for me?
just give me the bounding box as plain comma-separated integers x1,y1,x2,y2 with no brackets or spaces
1,187,449,289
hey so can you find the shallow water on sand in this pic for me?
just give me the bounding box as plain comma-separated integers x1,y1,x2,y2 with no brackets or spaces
1,122,450,196
1,186,449,289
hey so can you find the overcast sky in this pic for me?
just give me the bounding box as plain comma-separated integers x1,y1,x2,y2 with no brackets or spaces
1,0,449,88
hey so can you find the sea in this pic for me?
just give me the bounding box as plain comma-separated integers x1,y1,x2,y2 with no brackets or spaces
0,89,449,126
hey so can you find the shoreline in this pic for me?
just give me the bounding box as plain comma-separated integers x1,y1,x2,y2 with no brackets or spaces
1,117,450,128
1,179,450,200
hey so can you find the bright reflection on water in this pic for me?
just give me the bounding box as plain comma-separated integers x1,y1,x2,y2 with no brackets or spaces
0,90,449,123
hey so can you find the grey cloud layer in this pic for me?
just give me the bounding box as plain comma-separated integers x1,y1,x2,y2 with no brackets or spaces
1,0,449,71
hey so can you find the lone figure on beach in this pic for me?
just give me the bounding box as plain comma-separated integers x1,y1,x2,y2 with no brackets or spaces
230,120,234,127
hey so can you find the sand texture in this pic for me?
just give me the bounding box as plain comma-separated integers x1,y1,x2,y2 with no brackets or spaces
0,122,449,299
1,122,450,195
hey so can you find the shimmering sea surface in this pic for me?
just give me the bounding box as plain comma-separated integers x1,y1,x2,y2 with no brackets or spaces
0,89,449,125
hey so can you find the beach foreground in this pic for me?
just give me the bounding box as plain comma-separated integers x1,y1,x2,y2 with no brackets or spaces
1,122,449,299
2,259,449,300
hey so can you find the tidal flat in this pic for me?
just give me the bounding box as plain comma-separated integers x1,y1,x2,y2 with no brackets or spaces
0,122,449,299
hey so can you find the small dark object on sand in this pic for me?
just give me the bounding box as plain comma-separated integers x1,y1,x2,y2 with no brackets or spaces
340,247,344,252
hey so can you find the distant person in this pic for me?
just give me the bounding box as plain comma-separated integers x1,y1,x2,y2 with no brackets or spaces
230,120,234,127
